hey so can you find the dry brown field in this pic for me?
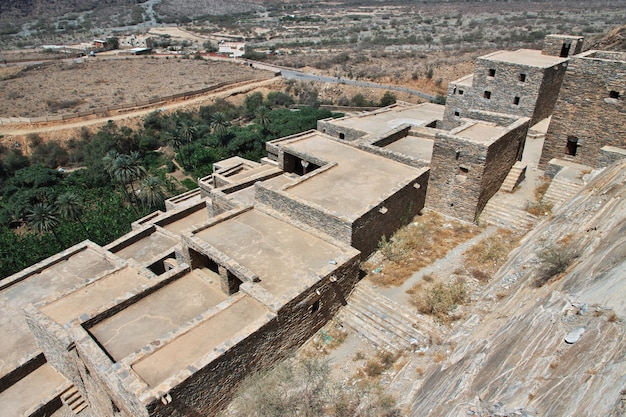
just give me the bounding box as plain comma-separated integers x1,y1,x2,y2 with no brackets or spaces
0,57,272,118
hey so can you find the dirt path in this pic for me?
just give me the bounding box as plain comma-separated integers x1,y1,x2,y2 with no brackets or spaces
0,78,280,139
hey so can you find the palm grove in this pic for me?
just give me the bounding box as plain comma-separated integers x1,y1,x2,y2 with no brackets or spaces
0,86,391,279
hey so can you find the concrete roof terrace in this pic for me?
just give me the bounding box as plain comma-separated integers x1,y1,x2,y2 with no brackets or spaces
192,208,358,298
275,131,426,218
325,103,445,137
88,269,227,361
0,243,117,378
454,122,507,144
481,49,568,68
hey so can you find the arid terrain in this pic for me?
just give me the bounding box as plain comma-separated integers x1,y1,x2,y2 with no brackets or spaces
0,57,271,117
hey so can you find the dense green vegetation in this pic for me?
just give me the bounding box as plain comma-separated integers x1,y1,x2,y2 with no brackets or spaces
0,91,341,280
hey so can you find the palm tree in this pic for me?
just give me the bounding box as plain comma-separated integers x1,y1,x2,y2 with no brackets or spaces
210,112,230,142
102,150,120,178
111,152,147,210
27,202,63,246
139,176,166,209
57,192,92,240
178,120,197,169
255,106,271,132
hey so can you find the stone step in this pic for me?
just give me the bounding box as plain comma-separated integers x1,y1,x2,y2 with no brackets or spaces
350,285,436,339
480,199,537,231
60,385,88,414
337,283,434,352
542,178,582,208
500,162,527,193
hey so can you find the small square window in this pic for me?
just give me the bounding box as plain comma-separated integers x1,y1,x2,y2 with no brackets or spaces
519,73,526,82
458,89,464,95
513,96,520,105
609,90,620,99
484,91,491,99
454,110,460,117
488,68,496,77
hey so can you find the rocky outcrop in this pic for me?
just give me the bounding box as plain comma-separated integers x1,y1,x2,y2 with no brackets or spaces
407,159,626,416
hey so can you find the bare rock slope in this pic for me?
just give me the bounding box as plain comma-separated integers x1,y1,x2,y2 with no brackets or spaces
408,160,626,416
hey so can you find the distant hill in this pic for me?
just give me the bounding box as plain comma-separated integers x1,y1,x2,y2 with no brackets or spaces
0,0,137,21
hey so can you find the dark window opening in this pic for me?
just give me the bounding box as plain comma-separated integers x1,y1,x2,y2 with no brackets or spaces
454,110,460,117
513,96,520,105
455,150,461,160
450,203,454,207
339,133,345,140
566,136,579,156
458,89,464,95
609,90,620,99
519,73,526,82
226,271,243,295
453,86,457,94
484,91,491,99
309,299,321,314
459,166,469,174
560,42,571,58
284,154,321,176
488,68,496,77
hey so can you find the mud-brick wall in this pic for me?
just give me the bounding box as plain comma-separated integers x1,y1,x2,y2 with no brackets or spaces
478,121,528,216
426,134,488,223
147,255,361,417
540,53,626,168
317,118,366,141
351,171,429,256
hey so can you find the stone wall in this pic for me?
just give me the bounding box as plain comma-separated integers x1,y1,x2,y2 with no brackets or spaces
540,51,626,168
351,171,429,255
254,180,353,245
478,119,529,214
317,117,366,141
542,35,584,57
426,118,528,222
444,56,564,127
427,132,488,222
147,254,360,417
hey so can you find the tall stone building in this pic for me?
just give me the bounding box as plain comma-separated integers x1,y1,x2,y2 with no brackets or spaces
541,34,584,58
539,50,626,168
443,44,573,127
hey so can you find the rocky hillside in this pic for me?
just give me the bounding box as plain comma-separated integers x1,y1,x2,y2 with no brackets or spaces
587,24,626,51
405,160,626,416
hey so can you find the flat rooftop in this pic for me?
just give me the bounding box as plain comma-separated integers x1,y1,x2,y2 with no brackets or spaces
383,136,434,161
455,122,506,143
0,363,66,417
481,49,567,68
40,266,150,326
0,246,115,377
328,103,444,137
158,206,209,235
280,132,424,217
194,209,352,297
131,295,268,387
89,270,227,361
112,229,178,263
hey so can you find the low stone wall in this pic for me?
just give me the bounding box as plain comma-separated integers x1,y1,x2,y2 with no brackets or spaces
0,78,266,126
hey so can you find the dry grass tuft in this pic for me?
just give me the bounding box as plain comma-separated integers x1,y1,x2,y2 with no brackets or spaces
408,278,468,324
463,228,520,278
366,212,480,287
526,178,553,216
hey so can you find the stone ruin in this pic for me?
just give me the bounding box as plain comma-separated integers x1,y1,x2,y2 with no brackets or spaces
1,33,625,417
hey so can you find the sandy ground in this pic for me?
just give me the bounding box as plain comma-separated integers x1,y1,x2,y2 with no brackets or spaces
0,57,271,117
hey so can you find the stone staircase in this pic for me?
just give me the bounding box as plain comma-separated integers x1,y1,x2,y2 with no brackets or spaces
542,178,583,209
499,162,527,193
336,282,436,352
60,385,88,415
480,198,538,231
